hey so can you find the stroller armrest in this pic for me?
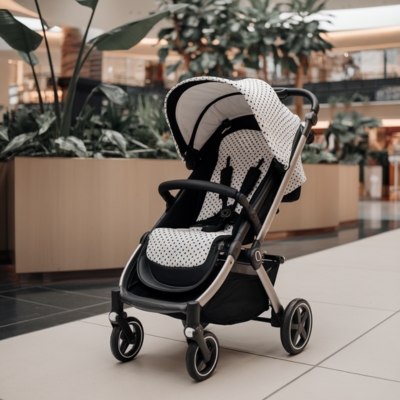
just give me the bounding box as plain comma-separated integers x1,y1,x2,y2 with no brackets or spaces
159,180,261,234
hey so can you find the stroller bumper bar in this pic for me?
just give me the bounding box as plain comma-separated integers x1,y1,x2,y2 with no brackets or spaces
159,180,262,233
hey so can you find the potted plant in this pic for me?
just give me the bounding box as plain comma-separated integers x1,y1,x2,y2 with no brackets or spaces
324,110,384,198
0,1,189,275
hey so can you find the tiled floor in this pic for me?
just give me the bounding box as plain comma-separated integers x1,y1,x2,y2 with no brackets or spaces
0,201,399,398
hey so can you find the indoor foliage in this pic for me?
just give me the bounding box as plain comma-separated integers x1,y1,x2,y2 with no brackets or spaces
323,110,389,183
158,0,333,117
0,91,177,160
324,111,381,165
0,0,186,159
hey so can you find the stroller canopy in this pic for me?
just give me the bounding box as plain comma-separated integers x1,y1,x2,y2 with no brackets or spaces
165,77,302,170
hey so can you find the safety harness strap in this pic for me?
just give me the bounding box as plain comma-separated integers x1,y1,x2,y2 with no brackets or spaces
196,158,264,232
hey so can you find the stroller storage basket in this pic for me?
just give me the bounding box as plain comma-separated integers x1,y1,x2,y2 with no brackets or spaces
201,258,279,325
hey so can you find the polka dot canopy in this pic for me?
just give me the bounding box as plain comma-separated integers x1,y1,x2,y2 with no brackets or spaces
164,77,306,194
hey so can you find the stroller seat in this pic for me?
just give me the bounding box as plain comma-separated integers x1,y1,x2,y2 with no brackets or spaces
142,128,276,290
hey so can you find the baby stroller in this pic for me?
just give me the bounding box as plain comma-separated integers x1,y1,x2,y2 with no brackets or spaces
108,77,319,381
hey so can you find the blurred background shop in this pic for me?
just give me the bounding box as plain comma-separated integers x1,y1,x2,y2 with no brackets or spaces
1,2,399,202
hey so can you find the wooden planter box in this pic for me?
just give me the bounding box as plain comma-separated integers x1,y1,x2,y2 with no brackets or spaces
5,157,188,274
270,164,359,233
0,159,359,275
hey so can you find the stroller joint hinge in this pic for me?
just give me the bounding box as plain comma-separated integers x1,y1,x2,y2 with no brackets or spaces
246,240,263,271
271,306,285,328
305,111,318,126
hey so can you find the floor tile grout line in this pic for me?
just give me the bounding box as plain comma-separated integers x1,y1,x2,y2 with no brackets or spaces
0,309,84,329
0,293,69,311
40,285,112,300
317,365,400,384
0,290,111,313
286,298,397,313
80,320,316,368
282,261,400,274
0,285,43,295
262,309,400,399
0,301,111,329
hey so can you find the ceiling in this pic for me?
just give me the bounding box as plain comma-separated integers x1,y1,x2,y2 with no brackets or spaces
12,0,400,32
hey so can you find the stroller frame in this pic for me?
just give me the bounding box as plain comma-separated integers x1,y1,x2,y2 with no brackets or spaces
109,87,319,381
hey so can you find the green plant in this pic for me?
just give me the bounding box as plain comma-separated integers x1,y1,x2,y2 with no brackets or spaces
0,1,187,145
157,0,247,79
301,143,337,164
0,92,178,160
279,0,333,117
328,92,370,107
324,111,382,181
236,0,282,81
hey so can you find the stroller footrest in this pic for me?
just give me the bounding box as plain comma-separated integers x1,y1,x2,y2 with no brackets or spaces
121,287,187,314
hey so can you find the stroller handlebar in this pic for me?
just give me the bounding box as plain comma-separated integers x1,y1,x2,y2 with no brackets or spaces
273,87,320,115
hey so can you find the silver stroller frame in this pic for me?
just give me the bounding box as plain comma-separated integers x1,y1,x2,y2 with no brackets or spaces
109,87,319,381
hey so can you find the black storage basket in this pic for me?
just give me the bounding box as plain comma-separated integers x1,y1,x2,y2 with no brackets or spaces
200,261,279,325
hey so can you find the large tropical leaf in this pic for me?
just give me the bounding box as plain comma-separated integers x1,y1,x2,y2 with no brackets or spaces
0,10,43,53
36,112,57,135
165,61,182,76
55,136,87,157
101,129,128,156
17,51,39,66
1,132,37,154
88,4,188,51
0,126,8,142
97,84,129,107
75,0,98,10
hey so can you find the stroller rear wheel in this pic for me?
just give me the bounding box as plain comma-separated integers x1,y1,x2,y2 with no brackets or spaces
110,317,144,362
280,299,312,355
186,331,219,381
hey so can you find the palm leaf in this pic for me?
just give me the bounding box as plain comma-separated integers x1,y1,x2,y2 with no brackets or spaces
75,0,98,10
17,51,39,66
88,4,188,51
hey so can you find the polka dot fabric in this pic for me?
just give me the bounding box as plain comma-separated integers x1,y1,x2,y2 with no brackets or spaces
146,227,231,268
164,77,306,195
197,129,273,221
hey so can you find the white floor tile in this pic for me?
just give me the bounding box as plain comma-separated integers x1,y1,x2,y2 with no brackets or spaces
209,301,392,366
0,320,310,400
268,367,400,400
321,312,400,382
275,261,400,311
290,229,400,272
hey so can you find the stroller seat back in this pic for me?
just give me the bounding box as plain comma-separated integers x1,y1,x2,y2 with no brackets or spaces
140,125,278,291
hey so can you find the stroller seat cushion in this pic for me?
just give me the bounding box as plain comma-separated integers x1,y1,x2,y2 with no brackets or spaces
146,227,231,268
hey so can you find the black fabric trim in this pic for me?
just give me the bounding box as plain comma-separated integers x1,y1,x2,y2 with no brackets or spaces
166,80,232,158
155,115,261,231
282,186,301,202
189,92,242,149
137,235,229,291
127,256,280,325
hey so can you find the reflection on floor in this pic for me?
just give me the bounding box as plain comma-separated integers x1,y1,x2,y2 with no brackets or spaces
1,205,399,399
0,201,399,341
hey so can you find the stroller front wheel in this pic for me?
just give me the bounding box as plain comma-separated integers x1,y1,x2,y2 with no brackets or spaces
110,317,144,362
280,299,312,355
186,331,219,381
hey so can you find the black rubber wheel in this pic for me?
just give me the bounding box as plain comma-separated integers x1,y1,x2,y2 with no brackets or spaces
110,317,144,362
280,299,312,355
186,331,219,381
